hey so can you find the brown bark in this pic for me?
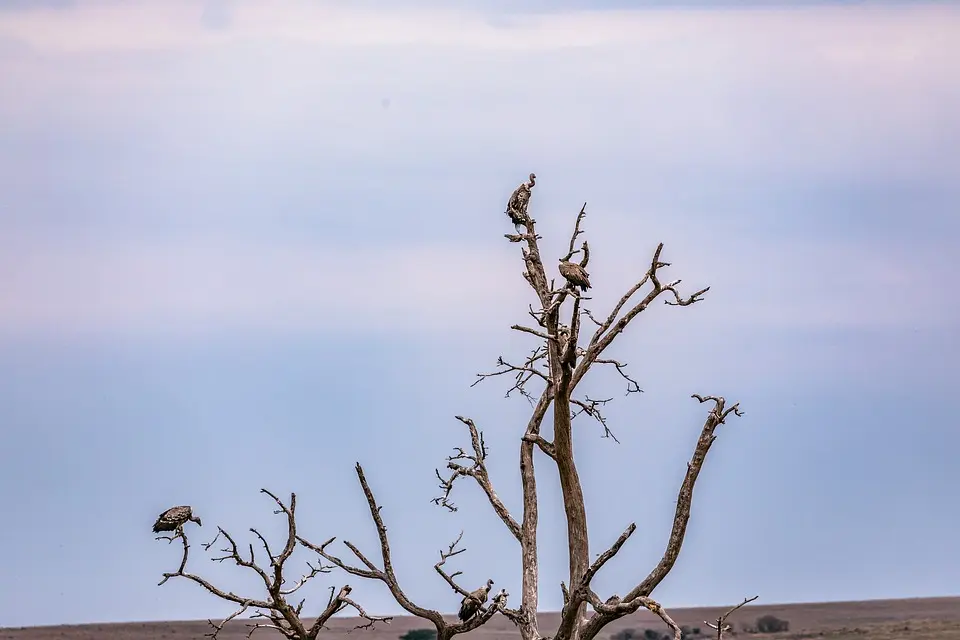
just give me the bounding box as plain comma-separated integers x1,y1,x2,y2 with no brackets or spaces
553,381,590,640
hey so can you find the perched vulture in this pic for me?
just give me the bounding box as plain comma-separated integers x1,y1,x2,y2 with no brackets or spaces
505,173,537,233
458,579,494,622
152,505,202,534
558,259,591,292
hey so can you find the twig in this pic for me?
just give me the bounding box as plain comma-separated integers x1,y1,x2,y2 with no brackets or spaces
705,595,760,640
432,416,522,541
301,463,510,637
434,531,471,598
155,490,382,640
472,349,550,404
570,396,620,443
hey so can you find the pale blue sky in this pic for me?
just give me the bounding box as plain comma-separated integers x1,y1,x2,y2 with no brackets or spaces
1,0,959,630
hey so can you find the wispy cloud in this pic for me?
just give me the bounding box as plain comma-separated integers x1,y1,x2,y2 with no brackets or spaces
0,238,526,337
0,2,957,339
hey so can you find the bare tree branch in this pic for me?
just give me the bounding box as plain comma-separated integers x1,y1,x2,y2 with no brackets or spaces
555,523,637,640
307,585,393,636
593,358,643,395
156,491,388,640
704,595,760,640
521,432,557,460
579,395,744,640
206,603,254,639
585,591,683,640
302,463,510,639
472,349,550,404
574,243,709,394
512,324,555,341
570,396,619,443
434,531,470,598
432,416,522,541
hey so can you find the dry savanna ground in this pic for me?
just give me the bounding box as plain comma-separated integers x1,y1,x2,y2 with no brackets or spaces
3,597,959,640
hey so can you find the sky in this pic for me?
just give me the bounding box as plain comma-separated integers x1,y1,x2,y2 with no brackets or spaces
1,0,959,630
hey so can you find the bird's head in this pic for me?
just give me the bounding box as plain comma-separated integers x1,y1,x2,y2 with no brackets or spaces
191,515,203,526
528,173,536,186
485,578,494,590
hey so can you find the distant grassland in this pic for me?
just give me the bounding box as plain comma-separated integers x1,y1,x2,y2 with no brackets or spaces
2,596,959,640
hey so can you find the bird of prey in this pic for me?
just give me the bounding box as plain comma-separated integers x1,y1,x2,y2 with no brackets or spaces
558,258,591,292
152,505,202,535
505,173,536,233
458,579,494,622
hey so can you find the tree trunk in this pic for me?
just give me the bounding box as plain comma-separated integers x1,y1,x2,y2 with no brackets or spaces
553,381,589,640
519,438,541,640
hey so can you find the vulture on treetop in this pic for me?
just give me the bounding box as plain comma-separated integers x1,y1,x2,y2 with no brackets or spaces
152,505,202,534
458,579,494,622
505,173,536,233
558,258,591,292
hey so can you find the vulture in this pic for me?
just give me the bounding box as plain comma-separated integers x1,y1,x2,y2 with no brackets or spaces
505,173,536,233
558,258,591,292
152,505,202,534
458,579,494,622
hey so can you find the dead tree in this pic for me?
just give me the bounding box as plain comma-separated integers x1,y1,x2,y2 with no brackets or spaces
426,176,747,640
156,489,391,639
280,175,744,640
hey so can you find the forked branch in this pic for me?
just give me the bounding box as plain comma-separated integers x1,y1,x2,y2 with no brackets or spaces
573,242,709,393
704,595,760,640
434,531,524,625
432,416,522,541
472,348,550,404
156,490,388,640
302,463,511,639
585,592,683,640
580,394,744,640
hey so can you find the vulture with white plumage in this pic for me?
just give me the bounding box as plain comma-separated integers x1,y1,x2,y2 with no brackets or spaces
458,579,494,622
558,258,591,292
505,173,536,233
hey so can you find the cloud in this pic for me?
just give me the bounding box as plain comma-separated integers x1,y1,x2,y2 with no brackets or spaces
0,214,953,343
0,237,527,338
0,2,957,343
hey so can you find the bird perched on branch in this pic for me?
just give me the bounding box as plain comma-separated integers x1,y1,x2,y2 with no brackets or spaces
458,579,494,622
505,173,536,233
152,505,202,535
558,258,591,292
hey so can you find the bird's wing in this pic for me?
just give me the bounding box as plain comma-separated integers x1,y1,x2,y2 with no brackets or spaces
161,505,190,521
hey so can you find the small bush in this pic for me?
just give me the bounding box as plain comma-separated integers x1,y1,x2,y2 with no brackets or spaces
611,628,641,640
400,629,437,640
645,629,663,640
755,616,789,633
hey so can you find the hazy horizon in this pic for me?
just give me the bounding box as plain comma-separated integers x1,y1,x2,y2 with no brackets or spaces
1,0,958,630
8,595,960,629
